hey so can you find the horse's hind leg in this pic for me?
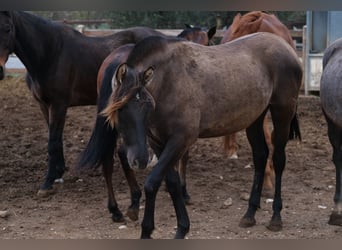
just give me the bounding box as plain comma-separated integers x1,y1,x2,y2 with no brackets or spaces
325,114,342,226
266,105,297,231
263,116,275,196
178,150,191,204
239,111,268,228
117,145,142,221
223,134,239,159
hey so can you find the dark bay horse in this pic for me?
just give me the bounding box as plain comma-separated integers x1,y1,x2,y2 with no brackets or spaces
0,11,164,196
77,26,216,222
320,37,342,226
102,33,302,238
220,11,299,193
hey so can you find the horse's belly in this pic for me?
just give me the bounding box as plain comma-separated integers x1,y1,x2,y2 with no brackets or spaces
198,91,271,138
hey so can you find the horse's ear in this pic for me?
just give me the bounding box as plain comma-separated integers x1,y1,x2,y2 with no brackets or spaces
207,26,216,40
233,13,242,23
185,24,193,29
143,66,154,86
112,63,126,89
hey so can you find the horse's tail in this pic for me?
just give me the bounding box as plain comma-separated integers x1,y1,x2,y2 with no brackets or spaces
76,65,118,171
289,109,301,141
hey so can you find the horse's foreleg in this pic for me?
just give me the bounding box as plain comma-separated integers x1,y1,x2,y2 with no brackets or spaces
178,150,191,204
240,112,268,228
325,116,342,226
165,166,190,239
117,145,142,222
141,137,190,239
223,134,239,159
38,103,67,196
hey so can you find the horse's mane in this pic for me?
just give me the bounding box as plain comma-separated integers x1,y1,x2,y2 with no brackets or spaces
126,36,181,66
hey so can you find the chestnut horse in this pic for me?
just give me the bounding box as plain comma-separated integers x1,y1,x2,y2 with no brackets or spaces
0,11,165,197
221,11,299,193
320,37,342,227
102,33,302,238
77,26,216,222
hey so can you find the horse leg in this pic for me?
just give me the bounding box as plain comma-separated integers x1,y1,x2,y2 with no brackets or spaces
141,137,190,239
38,103,67,196
117,145,142,222
239,111,268,228
223,134,239,159
263,116,275,196
265,105,296,231
178,150,191,205
165,166,190,239
325,114,342,226
101,144,125,223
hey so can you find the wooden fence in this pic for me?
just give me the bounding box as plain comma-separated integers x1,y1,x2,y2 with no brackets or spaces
6,27,304,73
78,26,304,57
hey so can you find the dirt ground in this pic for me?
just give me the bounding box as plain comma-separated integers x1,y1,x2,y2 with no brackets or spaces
0,74,342,239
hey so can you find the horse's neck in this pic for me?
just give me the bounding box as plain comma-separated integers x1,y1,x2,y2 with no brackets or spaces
12,12,61,77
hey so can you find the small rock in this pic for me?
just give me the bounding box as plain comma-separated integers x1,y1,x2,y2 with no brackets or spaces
244,163,252,169
118,225,127,230
265,198,274,204
223,197,233,207
318,205,327,209
0,211,9,219
240,192,250,201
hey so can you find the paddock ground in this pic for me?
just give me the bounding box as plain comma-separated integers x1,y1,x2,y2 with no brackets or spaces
1,75,341,239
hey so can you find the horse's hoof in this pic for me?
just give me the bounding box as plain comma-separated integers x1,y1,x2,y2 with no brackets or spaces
239,216,256,228
328,212,342,226
267,219,283,231
126,207,139,221
37,187,57,197
112,213,125,223
184,197,192,205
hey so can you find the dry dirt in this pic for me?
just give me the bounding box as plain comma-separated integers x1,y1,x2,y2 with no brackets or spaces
1,74,342,239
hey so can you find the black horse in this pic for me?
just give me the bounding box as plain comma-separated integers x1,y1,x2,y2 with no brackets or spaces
0,11,164,197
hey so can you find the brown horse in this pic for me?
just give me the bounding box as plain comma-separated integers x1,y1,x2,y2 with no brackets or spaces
102,32,302,238
0,11,165,198
220,11,299,193
77,26,216,222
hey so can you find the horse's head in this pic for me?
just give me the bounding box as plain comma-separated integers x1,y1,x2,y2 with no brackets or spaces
178,25,216,46
0,11,15,80
102,63,155,170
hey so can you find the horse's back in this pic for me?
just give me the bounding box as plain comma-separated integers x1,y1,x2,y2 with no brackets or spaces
321,38,342,127
221,11,295,49
138,33,301,137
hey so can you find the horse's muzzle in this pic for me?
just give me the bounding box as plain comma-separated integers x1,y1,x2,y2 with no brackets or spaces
127,148,149,170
